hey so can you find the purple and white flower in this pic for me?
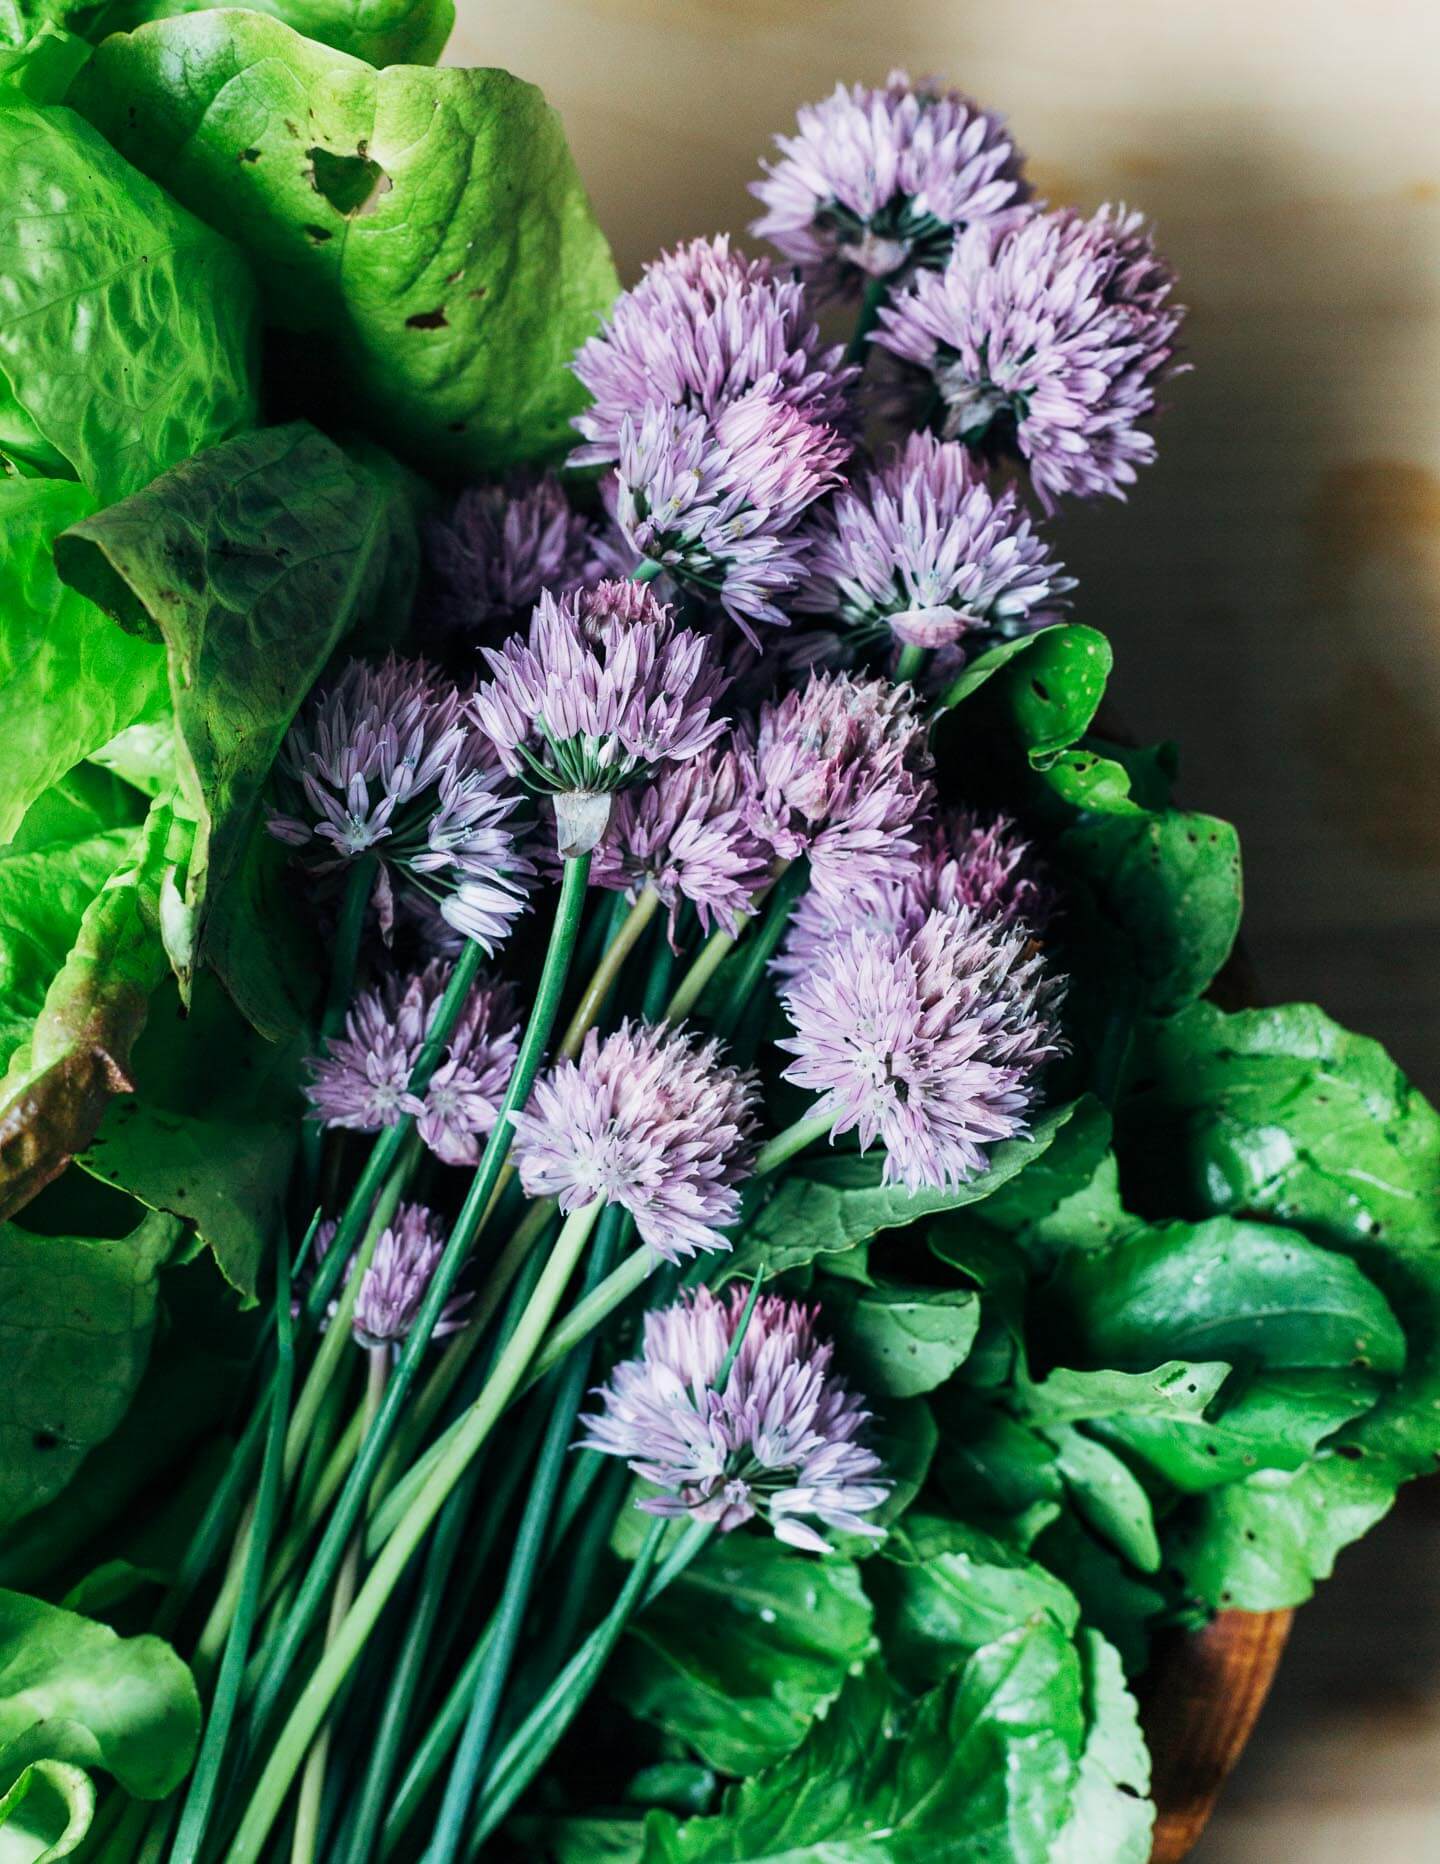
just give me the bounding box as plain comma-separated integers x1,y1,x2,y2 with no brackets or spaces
874,205,1185,508
581,1285,889,1553
779,903,1066,1189
310,1203,470,1350
798,432,1072,651
472,582,729,857
424,473,604,637
751,70,1030,299
614,392,849,633
775,806,1055,981
743,671,934,909
511,1020,760,1264
306,960,521,1167
590,746,773,940
268,655,533,950
570,234,854,466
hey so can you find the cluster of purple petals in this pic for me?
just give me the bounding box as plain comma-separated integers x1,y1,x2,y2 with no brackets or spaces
424,473,606,636
306,960,521,1168
312,1203,469,1350
615,392,850,634
797,431,1073,651
571,235,853,460
474,583,726,785
510,1020,760,1264
776,805,1054,982
569,237,854,631
742,671,934,910
874,205,1185,507
751,70,1030,299
581,1285,889,1553
268,655,534,952
779,902,1065,1190
589,745,773,940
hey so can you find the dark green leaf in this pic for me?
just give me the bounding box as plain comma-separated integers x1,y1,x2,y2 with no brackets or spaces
872,1513,1078,1691
0,1204,179,1530
0,94,257,500
1046,1215,1405,1377
1057,808,1242,1016
936,626,1112,767
823,1280,979,1399
643,1622,1086,1864
1043,1426,1160,1573
75,13,620,476
615,1535,876,1777
79,974,302,1300
727,1104,1077,1280
930,1396,1064,1552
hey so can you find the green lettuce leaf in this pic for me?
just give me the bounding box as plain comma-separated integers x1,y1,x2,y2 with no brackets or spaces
0,798,183,1218
76,0,453,64
0,1588,198,1800
55,420,420,1035
74,12,620,475
0,93,257,501
0,478,166,841
0,1203,179,1531
615,1535,876,1777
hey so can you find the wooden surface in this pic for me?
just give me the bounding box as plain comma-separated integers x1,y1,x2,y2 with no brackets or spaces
449,4,1440,1852
1143,1611,1293,1859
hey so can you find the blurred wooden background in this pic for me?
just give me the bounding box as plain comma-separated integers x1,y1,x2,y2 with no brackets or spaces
452,3,1440,1851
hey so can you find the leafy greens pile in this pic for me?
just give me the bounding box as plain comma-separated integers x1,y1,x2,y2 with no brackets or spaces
0,9,1435,1864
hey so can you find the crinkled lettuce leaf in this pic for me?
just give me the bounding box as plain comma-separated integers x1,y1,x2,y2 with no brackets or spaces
0,478,167,842
0,93,258,501
4,0,452,66
54,419,422,1036
74,11,620,475
0,798,183,1218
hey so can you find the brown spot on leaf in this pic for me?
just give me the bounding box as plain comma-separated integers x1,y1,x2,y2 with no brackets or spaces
405,307,449,330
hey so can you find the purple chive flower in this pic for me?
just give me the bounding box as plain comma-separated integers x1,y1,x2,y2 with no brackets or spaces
797,432,1073,652
776,805,1055,982
874,205,1185,509
590,745,772,940
581,1285,889,1553
779,903,1065,1190
743,671,934,910
614,392,849,633
424,474,604,636
306,960,521,1167
570,234,855,468
751,71,1030,300
511,1020,760,1264
311,1205,469,1349
471,582,728,857
268,655,533,950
